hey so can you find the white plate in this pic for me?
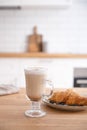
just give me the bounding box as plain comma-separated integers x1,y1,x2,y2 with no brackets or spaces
43,98,87,111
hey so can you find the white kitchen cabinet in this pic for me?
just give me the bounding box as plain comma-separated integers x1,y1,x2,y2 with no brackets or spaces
21,0,72,7
0,0,20,6
0,0,72,7
0,58,54,88
0,57,87,88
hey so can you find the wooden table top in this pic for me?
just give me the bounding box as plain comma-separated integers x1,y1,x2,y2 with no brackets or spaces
0,88,87,130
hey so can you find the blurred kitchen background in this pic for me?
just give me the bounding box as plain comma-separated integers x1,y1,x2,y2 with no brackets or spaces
0,0,87,88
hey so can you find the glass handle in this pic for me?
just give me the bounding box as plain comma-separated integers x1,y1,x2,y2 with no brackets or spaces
43,80,54,98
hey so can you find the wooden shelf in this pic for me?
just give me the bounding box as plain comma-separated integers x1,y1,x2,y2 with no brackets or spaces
0,52,87,58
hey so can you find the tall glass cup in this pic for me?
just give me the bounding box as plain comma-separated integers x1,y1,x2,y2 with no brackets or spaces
24,67,53,117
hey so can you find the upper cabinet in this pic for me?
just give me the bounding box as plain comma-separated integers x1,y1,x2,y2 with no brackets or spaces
0,0,20,6
21,0,72,7
0,0,72,8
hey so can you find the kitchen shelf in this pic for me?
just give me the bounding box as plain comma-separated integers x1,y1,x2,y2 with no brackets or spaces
0,53,87,58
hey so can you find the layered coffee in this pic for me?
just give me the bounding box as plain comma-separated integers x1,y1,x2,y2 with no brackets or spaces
25,69,45,101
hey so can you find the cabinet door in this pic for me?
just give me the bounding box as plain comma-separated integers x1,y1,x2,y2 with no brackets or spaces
0,0,71,7
0,0,20,6
20,0,71,7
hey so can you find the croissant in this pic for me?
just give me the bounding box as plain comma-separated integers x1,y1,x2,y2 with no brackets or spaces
49,89,72,103
49,89,87,106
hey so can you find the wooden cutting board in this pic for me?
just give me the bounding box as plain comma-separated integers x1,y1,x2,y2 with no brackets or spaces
27,26,43,52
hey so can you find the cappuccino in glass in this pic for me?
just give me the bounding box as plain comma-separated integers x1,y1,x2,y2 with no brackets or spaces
25,68,45,101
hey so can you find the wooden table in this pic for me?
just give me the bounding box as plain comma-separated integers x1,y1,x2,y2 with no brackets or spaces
0,88,87,130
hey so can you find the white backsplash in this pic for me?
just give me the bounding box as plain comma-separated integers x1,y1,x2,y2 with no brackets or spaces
0,0,87,53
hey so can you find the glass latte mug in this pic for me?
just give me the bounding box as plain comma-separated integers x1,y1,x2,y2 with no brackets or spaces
24,67,53,117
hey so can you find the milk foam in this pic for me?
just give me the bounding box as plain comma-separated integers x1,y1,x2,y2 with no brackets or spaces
25,67,46,75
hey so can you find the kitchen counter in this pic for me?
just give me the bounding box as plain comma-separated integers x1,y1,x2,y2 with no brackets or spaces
0,88,87,130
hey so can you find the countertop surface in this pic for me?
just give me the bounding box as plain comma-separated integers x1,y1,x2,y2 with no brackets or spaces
0,88,87,130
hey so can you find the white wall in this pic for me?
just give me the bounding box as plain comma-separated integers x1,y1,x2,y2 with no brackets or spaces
0,0,87,88
0,0,87,53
